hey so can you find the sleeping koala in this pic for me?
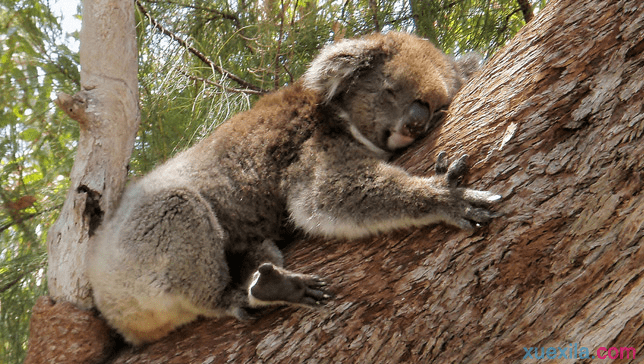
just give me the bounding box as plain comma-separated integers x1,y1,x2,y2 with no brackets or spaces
88,31,499,345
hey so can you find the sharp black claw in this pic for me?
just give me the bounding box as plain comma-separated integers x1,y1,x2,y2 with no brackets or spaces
446,154,469,185
435,151,449,174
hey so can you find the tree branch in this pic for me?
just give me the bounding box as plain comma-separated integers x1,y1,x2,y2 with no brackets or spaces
273,0,286,89
515,0,534,23
135,0,267,94
176,68,264,95
0,205,62,234
442,0,467,10
55,92,89,125
143,0,242,27
369,0,380,32
0,274,27,294
498,8,523,36
142,0,258,55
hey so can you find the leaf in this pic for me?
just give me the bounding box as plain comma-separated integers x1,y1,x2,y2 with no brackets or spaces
4,195,37,212
19,128,40,142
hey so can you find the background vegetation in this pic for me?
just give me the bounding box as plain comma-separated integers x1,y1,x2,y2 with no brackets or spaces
0,0,544,361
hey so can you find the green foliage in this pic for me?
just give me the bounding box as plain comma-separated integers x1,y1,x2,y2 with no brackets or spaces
0,0,78,361
134,0,547,174
0,0,544,362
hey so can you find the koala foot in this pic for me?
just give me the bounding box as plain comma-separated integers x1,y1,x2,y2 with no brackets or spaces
432,151,502,230
248,263,331,308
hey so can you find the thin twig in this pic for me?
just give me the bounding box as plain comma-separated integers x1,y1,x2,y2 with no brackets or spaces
143,0,258,54
283,0,299,84
0,258,46,294
176,68,264,95
144,0,242,26
136,0,267,94
515,0,534,23
0,205,61,234
369,0,380,32
274,0,285,89
498,8,523,35
0,274,27,294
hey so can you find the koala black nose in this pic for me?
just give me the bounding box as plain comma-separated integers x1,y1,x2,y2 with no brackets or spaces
409,101,430,123
404,101,431,137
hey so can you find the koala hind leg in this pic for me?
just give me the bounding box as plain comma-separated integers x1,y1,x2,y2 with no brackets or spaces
248,263,331,308
222,240,329,319
221,239,289,319
89,187,245,345
258,239,285,267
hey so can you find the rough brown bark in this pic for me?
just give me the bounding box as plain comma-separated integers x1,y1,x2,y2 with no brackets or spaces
46,0,139,308
24,297,115,364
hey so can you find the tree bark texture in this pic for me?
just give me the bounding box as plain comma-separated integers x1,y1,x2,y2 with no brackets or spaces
24,297,115,364
46,0,139,308
106,0,643,362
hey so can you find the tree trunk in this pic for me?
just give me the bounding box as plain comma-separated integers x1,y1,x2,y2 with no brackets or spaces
24,0,139,361
107,0,644,362
25,0,139,364
46,0,139,308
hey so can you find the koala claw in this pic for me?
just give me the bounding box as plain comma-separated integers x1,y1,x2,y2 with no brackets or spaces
301,290,331,307
463,189,503,205
435,151,449,174
294,274,333,307
431,152,502,229
446,154,469,186
435,152,470,187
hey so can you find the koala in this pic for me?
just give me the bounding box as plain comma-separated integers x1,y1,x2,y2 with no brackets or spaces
87,31,499,346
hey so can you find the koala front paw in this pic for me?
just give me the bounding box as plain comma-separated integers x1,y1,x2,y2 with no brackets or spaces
433,151,502,230
249,263,331,308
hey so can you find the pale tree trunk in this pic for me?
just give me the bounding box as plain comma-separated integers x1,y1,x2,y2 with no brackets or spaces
47,0,139,308
25,0,139,362
107,0,644,363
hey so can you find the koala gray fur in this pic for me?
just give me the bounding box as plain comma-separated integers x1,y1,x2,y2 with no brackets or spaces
88,31,499,346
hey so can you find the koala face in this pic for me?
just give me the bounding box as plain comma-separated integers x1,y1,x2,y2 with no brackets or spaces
339,66,437,151
303,32,467,154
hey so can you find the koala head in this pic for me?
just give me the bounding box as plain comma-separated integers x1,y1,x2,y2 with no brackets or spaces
303,32,478,154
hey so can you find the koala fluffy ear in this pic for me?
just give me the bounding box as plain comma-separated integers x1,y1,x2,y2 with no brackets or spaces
302,37,391,103
454,52,483,81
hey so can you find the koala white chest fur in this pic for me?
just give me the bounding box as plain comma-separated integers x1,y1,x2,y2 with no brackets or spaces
88,31,500,345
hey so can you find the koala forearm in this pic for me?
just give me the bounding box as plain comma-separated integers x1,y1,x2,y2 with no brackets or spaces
288,184,446,240
287,160,497,239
